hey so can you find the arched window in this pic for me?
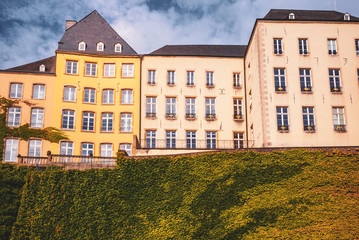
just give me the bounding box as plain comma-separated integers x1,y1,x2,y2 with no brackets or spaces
289,13,295,20
97,42,104,51
344,13,350,21
78,41,86,51
39,64,45,72
115,43,122,52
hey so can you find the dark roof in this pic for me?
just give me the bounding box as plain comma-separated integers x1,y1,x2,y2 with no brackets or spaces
57,10,137,55
264,9,359,22
149,45,247,58
6,56,56,74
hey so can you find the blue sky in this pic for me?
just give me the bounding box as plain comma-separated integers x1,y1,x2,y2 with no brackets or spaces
1,0,358,69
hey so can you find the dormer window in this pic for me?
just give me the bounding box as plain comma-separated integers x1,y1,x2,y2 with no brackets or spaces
39,64,45,72
115,43,122,52
97,42,104,51
78,41,86,51
344,13,350,21
289,13,295,20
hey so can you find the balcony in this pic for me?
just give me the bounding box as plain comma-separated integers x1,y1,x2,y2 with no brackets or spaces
206,113,216,120
146,112,156,118
140,139,253,149
165,113,176,119
233,114,244,121
334,125,346,132
301,86,312,93
304,125,316,132
278,125,289,131
185,113,196,119
275,86,286,92
330,86,342,93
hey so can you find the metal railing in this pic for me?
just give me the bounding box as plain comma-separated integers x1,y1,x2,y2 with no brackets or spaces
140,139,251,149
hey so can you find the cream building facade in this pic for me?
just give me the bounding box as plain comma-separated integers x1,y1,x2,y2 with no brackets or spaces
245,10,359,147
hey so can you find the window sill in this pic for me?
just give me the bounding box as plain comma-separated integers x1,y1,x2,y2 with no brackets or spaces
167,84,176,87
82,102,97,104
148,83,157,86
101,103,115,105
205,118,217,121
120,131,133,134
331,91,343,94
278,130,290,133
304,130,316,133
81,130,96,133
233,117,245,122
120,103,134,105
275,91,287,94
100,131,114,134
64,73,79,76
301,91,313,94
233,86,242,89
63,100,76,103
165,117,177,120
299,53,310,56
61,129,76,131
146,117,157,120
186,84,196,87
206,85,215,88
84,75,98,78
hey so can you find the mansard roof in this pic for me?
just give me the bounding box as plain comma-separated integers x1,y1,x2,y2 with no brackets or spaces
57,10,137,55
6,56,56,74
264,9,359,22
149,45,247,58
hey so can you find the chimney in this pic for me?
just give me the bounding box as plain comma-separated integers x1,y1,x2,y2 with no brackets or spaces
66,20,77,30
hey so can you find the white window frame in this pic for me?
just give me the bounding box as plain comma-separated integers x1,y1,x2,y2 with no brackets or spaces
82,112,95,131
273,38,283,54
10,83,23,99
299,39,308,55
78,41,86,51
120,143,132,156
276,107,289,131
328,39,338,55
66,61,78,74
300,69,312,92
28,140,42,157
97,42,104,51
83,88,96,103
329,69,341,92
206,131,217,149
85,62,97,76
121,89,133,104
205,98,216,118
101,113,113,132
302,107,315,131
233,73,241,87
63,86,76,102
100,143,113,157
146,97,157,117
186,131,196,149
187,71,195,86
185,97,196,118
355,39,359,56
274,68,286,92
4,139,19,162
32,84,46,99
122,64,134,78
8,107,21,127
148,70,156,84
333,107,346,130
62,110,75,130
60,141,74,155
115,43,122,52
145,130,156,148
102,89,114,104
166,97,176,118
81,143,94,156
234,132,244,149
166,131,176,149
167,71,175,85
206,71,214,86
104,63,115,77
233,99,243,119
120,113,132,132
31,108,44,128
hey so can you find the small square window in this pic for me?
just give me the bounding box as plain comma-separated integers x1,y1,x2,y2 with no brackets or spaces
66,61,78,74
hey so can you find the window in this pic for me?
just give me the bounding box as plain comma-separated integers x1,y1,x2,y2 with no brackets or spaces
32,84,45,99
187,71,195,86
344,13,350,21
120,113,132,132
83,88,96,103
166,131,176,148
102,89,114,104
299,39,308,54
148,70,156,84
273,38,283,54
249,90,253,110
122,64,134,77
39,64,45,72
289,13,295,19
358,69,359,83
329,69,341,92
60,142,74,155
120,143,132,156
97,42,104,51
146,97,156,118
206,132,217,149
115,43,122,52
167,71,175,85
355,39,359,55
10,83,23,99
206,71,214,87
81,143,94,156
205,98,216,119
63,86,76,102
100,143,113,157
82,112,95,131
233,73,241,87
233,99,243,120
145,130,156,148
186,131,196,149
333,107,346,131
62,110,75,130
166,97,176,118
30,108,44,128
78,41,86,50
104,63,115,77
300,69,312,92
328,39,337,55
302,107,315,131
185,98,196,119
234,132,244,149
276,107,289,131
121,89,133,104
8,107,21,127
101,113,113,132
85,62,97,76
66,61,78,74
28,140,42,157
274,68,286,92
4,139,18,162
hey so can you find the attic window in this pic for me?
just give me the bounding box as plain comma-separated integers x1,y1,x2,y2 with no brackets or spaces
115,43,122,52
39,64,45,72
78,41,86,51
97,42,104,51
344,13,350,21
289,13,295,20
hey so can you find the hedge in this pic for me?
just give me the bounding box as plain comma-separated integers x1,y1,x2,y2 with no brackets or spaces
8,150,359,239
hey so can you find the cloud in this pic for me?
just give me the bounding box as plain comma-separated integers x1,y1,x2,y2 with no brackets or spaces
0,0,359,69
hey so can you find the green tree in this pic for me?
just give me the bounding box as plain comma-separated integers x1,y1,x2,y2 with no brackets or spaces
0,97,68,162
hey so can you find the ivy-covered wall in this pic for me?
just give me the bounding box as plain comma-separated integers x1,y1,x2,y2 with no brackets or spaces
7,150,359,239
